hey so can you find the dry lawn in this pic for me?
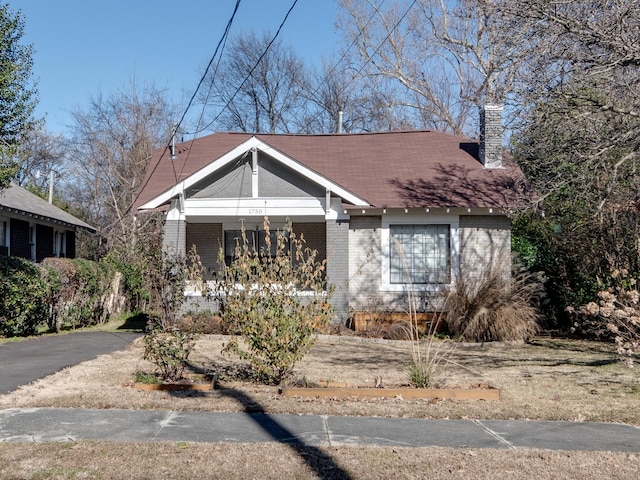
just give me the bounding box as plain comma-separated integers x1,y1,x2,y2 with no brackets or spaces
1,334,638,424
0,442,639,480
1,333,640,479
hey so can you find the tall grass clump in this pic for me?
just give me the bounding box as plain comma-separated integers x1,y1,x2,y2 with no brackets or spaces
391,238,457,388
447,259,544,342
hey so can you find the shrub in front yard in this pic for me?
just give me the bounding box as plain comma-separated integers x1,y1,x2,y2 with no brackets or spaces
0,256,50,336
568,269,640,366
447,260,544,342
142,324,198,382
41,258,118,329
218,218,333,385
140,253,198,382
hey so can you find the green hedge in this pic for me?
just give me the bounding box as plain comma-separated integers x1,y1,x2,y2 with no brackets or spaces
0,256,50,337
0,256,118,337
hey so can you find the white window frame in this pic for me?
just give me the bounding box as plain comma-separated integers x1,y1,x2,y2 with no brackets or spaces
29,223,36,262
53,229,66,258
0,217,8,256
380,214,459,292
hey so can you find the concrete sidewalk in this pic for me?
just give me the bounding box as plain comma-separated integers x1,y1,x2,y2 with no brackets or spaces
1,408,639,451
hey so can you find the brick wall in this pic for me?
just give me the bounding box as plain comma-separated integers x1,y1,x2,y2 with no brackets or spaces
326,219,348,323
459,215,511,288
479,105,503,169
186,223,222,279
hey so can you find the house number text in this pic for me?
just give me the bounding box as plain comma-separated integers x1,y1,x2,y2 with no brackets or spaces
248,208,264,215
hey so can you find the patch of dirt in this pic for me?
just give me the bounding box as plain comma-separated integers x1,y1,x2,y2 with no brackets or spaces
1,335,639,424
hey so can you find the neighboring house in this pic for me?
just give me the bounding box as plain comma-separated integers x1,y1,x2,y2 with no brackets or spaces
135,105,522,324
0,183,95,261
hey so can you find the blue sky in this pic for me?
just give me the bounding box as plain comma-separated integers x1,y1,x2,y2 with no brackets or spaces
12,0,340,136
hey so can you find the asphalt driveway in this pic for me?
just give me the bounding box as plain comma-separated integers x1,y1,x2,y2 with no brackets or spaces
0,331,141,395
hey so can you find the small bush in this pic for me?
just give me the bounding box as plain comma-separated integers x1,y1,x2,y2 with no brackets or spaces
407,361,434,388
447,261,544,342
178,311,226,334
143,326,198,382
218,218,333,385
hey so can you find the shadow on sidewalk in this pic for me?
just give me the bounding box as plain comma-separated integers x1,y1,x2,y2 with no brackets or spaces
218,388,353,480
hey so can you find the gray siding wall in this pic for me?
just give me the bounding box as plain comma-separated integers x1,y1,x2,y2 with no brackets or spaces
163,219,186,258
259,159,324,197
188,160,252,198
326,219,349,323
186,223,223,279
459,215,511,288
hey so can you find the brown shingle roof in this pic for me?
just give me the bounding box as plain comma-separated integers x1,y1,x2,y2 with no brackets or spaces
134,130,522,211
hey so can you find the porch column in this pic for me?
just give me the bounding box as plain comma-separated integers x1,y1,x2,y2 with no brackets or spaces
326,218,349,324
163,200,186,258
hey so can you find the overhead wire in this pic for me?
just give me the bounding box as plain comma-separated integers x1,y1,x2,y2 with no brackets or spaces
293,0,417,133
193,0,300,133
290,0,387,126
132,0,408,215
129,0,242,214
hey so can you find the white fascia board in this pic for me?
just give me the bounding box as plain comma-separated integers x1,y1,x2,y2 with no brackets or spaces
184,197,325,217
139,136,370,210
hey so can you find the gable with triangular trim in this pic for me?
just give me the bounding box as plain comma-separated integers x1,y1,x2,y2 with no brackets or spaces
138,137,369,210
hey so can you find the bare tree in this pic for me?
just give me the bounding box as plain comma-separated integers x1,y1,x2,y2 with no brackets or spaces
198,31,310,134
13,128,65,194
298,55,415,133
67,82,177,256
337,0,531,135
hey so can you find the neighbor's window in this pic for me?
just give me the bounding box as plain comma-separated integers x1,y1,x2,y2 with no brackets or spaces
389,224,450,284
0,219,6,246
224,229,290,266
53,230,66,258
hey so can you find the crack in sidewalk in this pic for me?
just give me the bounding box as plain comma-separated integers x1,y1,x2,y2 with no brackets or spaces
474,420,518,450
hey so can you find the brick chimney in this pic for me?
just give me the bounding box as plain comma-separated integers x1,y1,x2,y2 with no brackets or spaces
479,104,503,169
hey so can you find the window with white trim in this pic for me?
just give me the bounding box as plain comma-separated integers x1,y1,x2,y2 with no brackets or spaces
389,224,451,284
381,216,459,291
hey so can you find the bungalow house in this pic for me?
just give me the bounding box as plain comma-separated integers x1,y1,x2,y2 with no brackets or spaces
135,105,522,325
0,183,95,261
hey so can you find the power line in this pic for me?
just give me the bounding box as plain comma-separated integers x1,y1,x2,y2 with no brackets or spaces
174,0,242,139
130,0,242,214
195,0,300,133
292,0,388,124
